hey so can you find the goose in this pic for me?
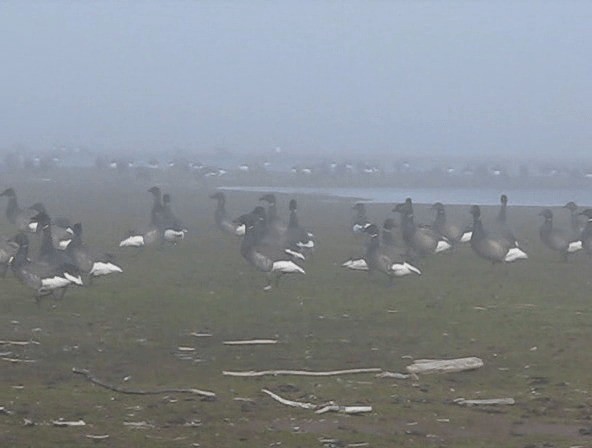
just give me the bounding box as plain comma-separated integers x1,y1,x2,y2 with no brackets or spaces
563,201,583,239
469,205,527,263
361,224,421,282
393,198,451,257
538,209,582,260
495,194,520,247
10,233,83,301
284,199,315,257
30,211,74,266
259,193,286,241
351,203,371,233
578,209,592,255
210,192,244,236
234,211,305,290
0,188,40,232
431,202,464,244
161,194,187,243
119,187,166,247
66,223,123,283
0,235,19,277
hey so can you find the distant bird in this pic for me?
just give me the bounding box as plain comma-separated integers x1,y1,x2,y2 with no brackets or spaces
393,198,451,257
66,223,123,284
11,233,83,301
0,235,19,277
431,202,465,245
538,209,582,261
469,205,527,263
361,224,421,283
235,211,305,290
0,188,40,232
210,191,244,236
351,203,371,234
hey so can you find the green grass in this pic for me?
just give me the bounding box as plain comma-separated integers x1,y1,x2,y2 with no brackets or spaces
1,169,592,447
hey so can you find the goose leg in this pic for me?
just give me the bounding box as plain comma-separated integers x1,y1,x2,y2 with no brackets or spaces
58,286,69,299
0,264,7,278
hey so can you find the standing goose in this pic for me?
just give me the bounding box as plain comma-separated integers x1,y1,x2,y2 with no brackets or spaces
469,205,527,263
161,194,187,243
66,223,123,283
119,187,165,247
563,201,583,239
431,202,465,245
538,209,582,261
361,224,420,282
393,198,451,257
210,192,244,236
234,211,305,290
284,199,315,257
495,194,520,247
0,188,39,232
578,209,592,255
31,211,75,267
0,235,19,277
11,233,83,301
351,203,371,233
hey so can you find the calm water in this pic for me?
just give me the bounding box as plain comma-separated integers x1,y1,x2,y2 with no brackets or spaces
221,185,592,207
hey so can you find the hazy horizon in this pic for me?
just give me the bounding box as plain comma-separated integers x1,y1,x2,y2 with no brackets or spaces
1,1,591,157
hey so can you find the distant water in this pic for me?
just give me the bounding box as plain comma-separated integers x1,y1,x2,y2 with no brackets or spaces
221,185,591,207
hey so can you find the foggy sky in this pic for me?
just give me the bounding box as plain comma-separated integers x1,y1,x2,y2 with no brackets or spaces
1,1,591,157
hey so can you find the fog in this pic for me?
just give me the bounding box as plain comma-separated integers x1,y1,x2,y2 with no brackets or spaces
1,1,591,158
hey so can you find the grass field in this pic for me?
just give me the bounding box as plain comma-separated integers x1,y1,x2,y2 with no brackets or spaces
1,169,592,447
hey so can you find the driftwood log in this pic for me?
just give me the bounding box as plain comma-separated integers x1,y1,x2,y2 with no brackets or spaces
406,357,483,374
72,368,216,398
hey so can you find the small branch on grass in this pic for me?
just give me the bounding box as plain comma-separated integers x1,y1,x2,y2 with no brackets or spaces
223,339,278,345
223,368,382,377
52,419,86,427
72,368,216,399
1,357,36,364
262,389,372,415
454,398,515,406
0,340,40,346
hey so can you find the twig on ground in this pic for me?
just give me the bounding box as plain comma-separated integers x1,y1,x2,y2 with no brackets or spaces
72,368,216,399
223,368,382,377
262,389,372,415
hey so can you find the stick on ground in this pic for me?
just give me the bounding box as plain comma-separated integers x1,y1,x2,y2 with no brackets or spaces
223,368,382,377
72,368,216,398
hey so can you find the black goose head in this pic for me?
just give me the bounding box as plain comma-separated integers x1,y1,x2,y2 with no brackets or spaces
259,193,276,204
72,222,83,236
539,209,553,221
470,205,481,220
0,187,16,198
289,199,297,211
352,202,366,213
432,202,445,215
500,194,508,205
252,205,266,221
30,211,51,229
563,201,578,212
148,186,161,197
383,218,397,230
162,194,171,205
393,198,413,214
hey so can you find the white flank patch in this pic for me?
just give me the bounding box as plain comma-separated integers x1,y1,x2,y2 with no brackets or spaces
284,249,305,261
27,222,38,233
164,229,186,241
41,276,71,290
505,247,528,262
119,235,144,247
460,231,472,243
435,239,452,253
235,224,246,236
58,239,71,250
297,240,314,249
90,262,123,276
63,272,84,286
391,262,422,276
272,261,305,274
567,240,583,253
342,258,368,271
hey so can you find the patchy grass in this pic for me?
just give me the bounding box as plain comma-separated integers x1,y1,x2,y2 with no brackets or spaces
1,169,592,447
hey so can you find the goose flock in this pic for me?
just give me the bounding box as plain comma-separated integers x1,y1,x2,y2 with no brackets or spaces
1,185,591,299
